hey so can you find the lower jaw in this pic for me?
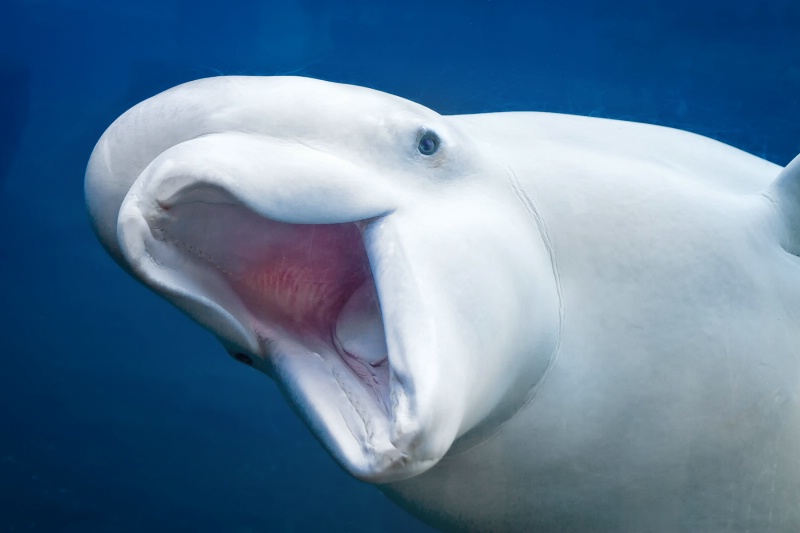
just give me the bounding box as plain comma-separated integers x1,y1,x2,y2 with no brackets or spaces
266,333,414,481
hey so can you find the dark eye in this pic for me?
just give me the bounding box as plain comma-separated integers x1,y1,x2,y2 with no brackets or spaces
417,132,440,155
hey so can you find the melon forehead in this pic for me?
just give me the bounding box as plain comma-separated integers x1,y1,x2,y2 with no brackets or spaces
190,76,441,138
85,76,452,264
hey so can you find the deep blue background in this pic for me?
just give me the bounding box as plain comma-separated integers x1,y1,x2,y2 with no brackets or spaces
1,1,798,531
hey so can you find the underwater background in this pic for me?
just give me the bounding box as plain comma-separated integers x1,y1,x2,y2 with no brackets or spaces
1,0,799,531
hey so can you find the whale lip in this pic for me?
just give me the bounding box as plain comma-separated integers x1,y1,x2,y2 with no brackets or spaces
116,176,448,483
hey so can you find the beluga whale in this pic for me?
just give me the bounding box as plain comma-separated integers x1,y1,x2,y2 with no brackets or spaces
85,76,800,532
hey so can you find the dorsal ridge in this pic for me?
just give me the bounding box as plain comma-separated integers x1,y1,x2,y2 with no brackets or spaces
768,154,800,256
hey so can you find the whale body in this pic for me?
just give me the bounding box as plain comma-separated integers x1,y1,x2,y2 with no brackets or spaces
85,76,800,532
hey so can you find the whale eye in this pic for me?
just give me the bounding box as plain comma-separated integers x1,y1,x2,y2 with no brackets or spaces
417,132,440,156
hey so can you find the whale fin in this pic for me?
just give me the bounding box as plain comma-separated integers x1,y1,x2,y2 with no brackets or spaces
769,154,800,256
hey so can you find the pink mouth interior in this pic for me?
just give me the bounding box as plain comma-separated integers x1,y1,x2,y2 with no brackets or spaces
226,220,370,341
158,200,391,408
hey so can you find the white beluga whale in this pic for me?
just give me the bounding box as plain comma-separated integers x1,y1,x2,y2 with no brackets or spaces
85,76,800,532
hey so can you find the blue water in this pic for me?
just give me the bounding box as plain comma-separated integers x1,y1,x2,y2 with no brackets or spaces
0,1,798,531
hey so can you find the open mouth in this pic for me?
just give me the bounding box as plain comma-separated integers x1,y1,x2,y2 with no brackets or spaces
154,198,394,414
117,183,435,481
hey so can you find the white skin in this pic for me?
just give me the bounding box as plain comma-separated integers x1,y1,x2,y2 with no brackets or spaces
87,76,800,532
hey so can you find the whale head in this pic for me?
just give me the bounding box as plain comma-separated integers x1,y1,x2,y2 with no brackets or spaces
85,76,560,482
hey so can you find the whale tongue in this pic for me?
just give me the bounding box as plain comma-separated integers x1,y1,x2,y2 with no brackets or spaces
334,280,388,366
